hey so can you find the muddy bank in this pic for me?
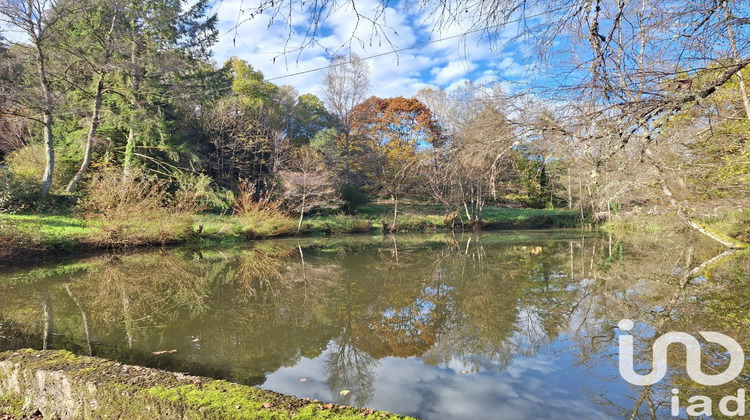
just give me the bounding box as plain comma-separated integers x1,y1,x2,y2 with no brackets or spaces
0,349,414,420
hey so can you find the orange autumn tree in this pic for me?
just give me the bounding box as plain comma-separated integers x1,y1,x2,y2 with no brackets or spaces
349,97,443,231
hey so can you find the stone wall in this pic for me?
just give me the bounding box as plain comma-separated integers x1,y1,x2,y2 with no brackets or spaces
0,349,410,420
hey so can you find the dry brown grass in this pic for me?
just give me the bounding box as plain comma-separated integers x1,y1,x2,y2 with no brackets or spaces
233,181,296,238
77,169,195,247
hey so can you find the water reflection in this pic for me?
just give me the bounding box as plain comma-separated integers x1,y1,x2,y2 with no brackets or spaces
0,231,746,419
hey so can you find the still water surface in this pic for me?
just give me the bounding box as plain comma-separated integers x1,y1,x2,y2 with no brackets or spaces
0,230,747,419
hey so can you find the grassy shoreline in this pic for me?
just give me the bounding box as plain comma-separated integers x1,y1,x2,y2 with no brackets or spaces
0,205,584,264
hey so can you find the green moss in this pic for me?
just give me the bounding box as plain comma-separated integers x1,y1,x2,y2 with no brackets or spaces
0,396,27,416
0,350,415,420
146,381,413,419
147,383,272,419
697,210,750,246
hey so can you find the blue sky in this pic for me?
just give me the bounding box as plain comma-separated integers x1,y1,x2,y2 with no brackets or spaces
209,0,536,99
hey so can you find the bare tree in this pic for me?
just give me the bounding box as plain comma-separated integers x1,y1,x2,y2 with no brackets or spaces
724,0,750,120
418,84,520,225
322,53,370,181
202,97,287,192
239,0,750,188
418,148,460,225
279,147,337,233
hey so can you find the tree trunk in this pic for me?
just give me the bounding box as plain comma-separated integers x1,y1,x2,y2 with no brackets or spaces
726,2,750,120
65,284,92,356
297,193,306,234
123,40,139,181
120,285,134,349
123,127,136,181
578,177,584,219
67,74,104,192
567,167,572,210
391,234,399,265
345,133,350,177
391,195,398,232
649,154,747,248
464,201,472,222
37,47,54,197
41,111,55,197
298,244,307,282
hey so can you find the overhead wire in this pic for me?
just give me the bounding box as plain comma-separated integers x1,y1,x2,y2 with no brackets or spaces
15,7,552,118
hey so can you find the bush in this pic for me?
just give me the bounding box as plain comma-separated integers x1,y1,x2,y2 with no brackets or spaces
1,145,78,212
340,184,369,214
174,173,234,213
235,200,297,238
5,144,77,192
234,182,296,238
0,168,40,212
77,169,194,246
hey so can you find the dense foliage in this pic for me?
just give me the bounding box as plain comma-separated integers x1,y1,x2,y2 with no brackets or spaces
0,0,747,243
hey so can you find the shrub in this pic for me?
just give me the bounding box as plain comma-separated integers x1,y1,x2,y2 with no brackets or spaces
1,145,78,212
174,173,233,213
340,184,369,214
5,143,77,192
236,200,297,238
77,169,194,246
234,182,296,238
0,168,40,212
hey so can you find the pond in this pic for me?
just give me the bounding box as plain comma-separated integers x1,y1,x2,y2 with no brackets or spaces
0,230,748,419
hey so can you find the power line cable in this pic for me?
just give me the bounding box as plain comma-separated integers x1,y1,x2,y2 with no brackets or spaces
18,10,551,118
264,23,508,81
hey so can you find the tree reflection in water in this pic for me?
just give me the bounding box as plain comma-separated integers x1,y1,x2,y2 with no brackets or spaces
0,231,746,419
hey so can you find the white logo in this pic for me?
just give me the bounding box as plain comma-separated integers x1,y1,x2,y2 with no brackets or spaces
617,319,744,386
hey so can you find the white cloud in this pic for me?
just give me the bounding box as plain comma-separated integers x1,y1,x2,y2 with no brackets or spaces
210,0,532,102
260,343,621,420
431,61,477,85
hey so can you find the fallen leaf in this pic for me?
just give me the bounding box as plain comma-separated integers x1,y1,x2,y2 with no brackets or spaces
339,389,351,395
300,378,307,382
262,402,273,408
459,370,468,374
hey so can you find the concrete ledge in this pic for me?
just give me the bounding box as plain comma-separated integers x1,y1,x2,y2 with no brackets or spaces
0,349,413,420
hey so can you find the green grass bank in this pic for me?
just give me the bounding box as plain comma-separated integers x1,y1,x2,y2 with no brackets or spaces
0,205,584,263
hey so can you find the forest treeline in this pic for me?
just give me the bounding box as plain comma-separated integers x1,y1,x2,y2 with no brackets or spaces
0,0,748,244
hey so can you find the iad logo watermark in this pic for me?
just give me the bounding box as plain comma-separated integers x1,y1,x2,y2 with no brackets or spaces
617,319,746,417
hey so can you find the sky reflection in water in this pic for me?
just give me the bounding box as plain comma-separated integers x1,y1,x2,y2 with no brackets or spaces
0,230,747,419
